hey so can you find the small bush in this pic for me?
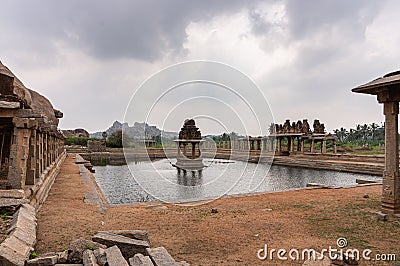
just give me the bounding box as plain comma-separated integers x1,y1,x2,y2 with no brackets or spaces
64,137,99,146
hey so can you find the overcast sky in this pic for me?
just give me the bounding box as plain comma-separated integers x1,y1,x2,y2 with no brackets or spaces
1,0,399,135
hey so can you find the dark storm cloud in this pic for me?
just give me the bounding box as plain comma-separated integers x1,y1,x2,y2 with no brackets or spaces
285,0,383,41
1,0,253,62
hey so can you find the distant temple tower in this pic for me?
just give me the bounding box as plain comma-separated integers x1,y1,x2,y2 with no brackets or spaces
173,119,204,171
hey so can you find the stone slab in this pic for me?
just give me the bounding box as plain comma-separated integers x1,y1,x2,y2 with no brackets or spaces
0,235,31,266
98,230,150,243
92,232,150,259
26,254,58,265
105,246,129,266
0,198,29,213
146,247,177,266
0,189,25,199
129,254,154,266
0,101,20,109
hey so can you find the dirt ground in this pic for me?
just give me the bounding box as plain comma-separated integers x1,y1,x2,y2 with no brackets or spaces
36,154,400,265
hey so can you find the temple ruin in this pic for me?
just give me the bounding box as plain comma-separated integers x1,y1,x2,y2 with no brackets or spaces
173,119,204,171
0,60,65,191
267,119,337,155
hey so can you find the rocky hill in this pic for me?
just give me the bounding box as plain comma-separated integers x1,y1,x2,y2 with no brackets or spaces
90,121,178,140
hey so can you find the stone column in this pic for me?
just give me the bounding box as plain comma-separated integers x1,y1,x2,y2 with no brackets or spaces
290,137,295,153
198,142,202,157
277,137,281,152
269,137,274,152
183,143,187,157
382,101,400,214
333,139,337,154
256,140,261,150
322,139,327,154
35,132,41,178
26,129,36,185
191,142,196,159
300,139,305,153
311,139,315,153
287,137,291,152
297,137,301,151
177,142,181,158
250,140,254,150
8,127,30,189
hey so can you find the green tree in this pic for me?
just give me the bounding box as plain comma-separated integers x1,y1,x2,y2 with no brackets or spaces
106,130,123,148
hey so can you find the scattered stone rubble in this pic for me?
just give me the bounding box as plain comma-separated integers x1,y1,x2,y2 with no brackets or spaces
25,230,189,266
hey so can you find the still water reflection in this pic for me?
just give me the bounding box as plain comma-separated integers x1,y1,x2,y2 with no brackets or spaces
93,159,381,204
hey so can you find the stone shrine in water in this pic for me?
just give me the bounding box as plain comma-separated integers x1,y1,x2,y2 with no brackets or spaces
173,119,204,171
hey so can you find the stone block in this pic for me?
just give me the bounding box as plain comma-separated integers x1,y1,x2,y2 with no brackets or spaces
377,212,388,221
0,235,32,266
99,230,150,244
82,250,99,266
105,246,129,266
92,232,150,259
0,198,29,213
129,254,154,266
26,254,58,265
93,248,107,266
146,247,177,266
57,250,68,263
0,189,25,199
67,239,107,263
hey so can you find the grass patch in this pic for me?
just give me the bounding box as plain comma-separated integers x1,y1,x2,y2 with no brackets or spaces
0,212,11,220
85,244,97,251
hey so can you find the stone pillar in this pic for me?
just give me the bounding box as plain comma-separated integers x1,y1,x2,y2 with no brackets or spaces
262,139,266,151
8,127,30,189
322,139,327,154
333,139,337,154
277,137,281,152
269,137,274,152
250,140,255,150
300,139,305,153
297,137,301,151
382,101,400,214
198,142,202,157
290,137,295,153
177,142,181,158
183,143,187,157
40,133,44,174
311,139,315,153
26,129,36,185
191,142,196,159
35,132,41,178
256,140,261,150
287,137,291,152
